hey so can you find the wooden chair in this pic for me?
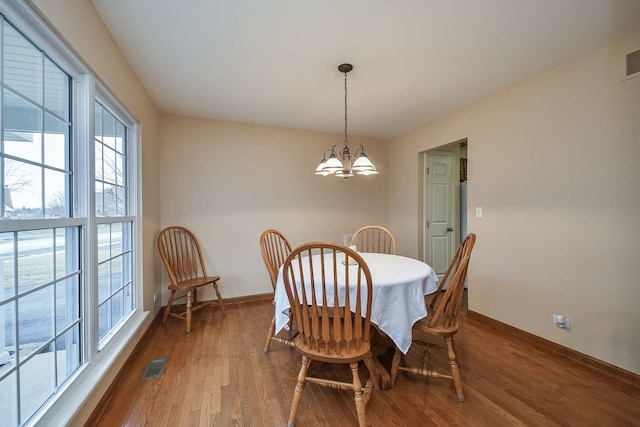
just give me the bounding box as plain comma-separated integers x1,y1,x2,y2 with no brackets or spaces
428,232,476,311
283,243,378,427
390,233,476,402
350,225,397,254
259,229,296,353
157,226,225,333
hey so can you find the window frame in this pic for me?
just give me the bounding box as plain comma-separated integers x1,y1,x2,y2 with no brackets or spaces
0,1,147,426
92,90,139,351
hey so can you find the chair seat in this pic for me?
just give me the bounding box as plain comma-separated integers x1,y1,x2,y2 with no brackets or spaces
294,336,371,364
168,275,220,291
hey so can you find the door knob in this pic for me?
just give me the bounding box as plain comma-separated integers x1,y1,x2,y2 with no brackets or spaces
447,227,453,232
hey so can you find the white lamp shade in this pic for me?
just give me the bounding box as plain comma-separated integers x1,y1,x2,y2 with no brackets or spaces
352,153,375,171
315,159,327,174
323,154,343,172
335,170,354,178
357,169,378,176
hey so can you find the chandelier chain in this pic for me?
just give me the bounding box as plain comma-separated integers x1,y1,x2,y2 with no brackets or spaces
344,70,348,145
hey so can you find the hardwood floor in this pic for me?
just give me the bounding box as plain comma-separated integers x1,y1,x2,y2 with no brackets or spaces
89,296,640,426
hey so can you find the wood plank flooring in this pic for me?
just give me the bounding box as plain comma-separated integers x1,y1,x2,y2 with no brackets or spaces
89,296,640,426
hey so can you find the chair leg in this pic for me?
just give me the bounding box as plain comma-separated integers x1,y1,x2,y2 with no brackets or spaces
212,280,226,314
445,336,464,402
264,316,276,354
185,289,193,334
288,356,310,427
422,344,430,369
163,290,176,325
350,361,368,427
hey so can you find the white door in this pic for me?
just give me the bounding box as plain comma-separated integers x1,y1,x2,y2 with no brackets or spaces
424,152,456,283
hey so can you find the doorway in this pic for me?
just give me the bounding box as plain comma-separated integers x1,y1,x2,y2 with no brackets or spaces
422,139,468,287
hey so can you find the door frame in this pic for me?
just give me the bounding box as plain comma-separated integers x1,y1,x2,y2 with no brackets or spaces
419,139,467,281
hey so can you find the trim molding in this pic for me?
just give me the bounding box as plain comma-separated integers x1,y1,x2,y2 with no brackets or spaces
466,310,640,387
218,292,273,304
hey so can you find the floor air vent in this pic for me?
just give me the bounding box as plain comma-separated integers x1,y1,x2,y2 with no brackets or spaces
141,357,168,380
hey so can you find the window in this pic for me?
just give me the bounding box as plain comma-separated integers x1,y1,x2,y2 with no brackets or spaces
0,228,81,426
94,101,134,344
0,8,139,426
0,18,80,426
1,19,71,219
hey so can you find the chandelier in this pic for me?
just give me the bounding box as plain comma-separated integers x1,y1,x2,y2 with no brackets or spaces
315,63,377,179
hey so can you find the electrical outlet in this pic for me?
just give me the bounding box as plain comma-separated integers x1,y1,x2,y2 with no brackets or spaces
552,314,570,329
153,292,159,302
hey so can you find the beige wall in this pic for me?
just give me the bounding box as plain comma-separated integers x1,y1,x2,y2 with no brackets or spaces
158,115,389,299
390,32,640,374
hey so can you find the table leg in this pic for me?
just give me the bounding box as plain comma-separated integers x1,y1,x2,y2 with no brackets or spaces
370,329,398,390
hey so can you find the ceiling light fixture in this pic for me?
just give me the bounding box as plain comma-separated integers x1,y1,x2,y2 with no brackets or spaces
315,63,377,179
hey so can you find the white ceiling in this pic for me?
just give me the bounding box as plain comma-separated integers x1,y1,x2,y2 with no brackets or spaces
92,0,640,139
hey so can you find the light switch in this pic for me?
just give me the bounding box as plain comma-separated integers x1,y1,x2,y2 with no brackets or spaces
475,207,483,218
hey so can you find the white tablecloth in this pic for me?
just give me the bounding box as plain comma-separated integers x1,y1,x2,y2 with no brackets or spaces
274,252,438,354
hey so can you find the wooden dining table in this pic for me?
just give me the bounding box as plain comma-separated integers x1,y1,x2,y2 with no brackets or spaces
274,251,438,389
